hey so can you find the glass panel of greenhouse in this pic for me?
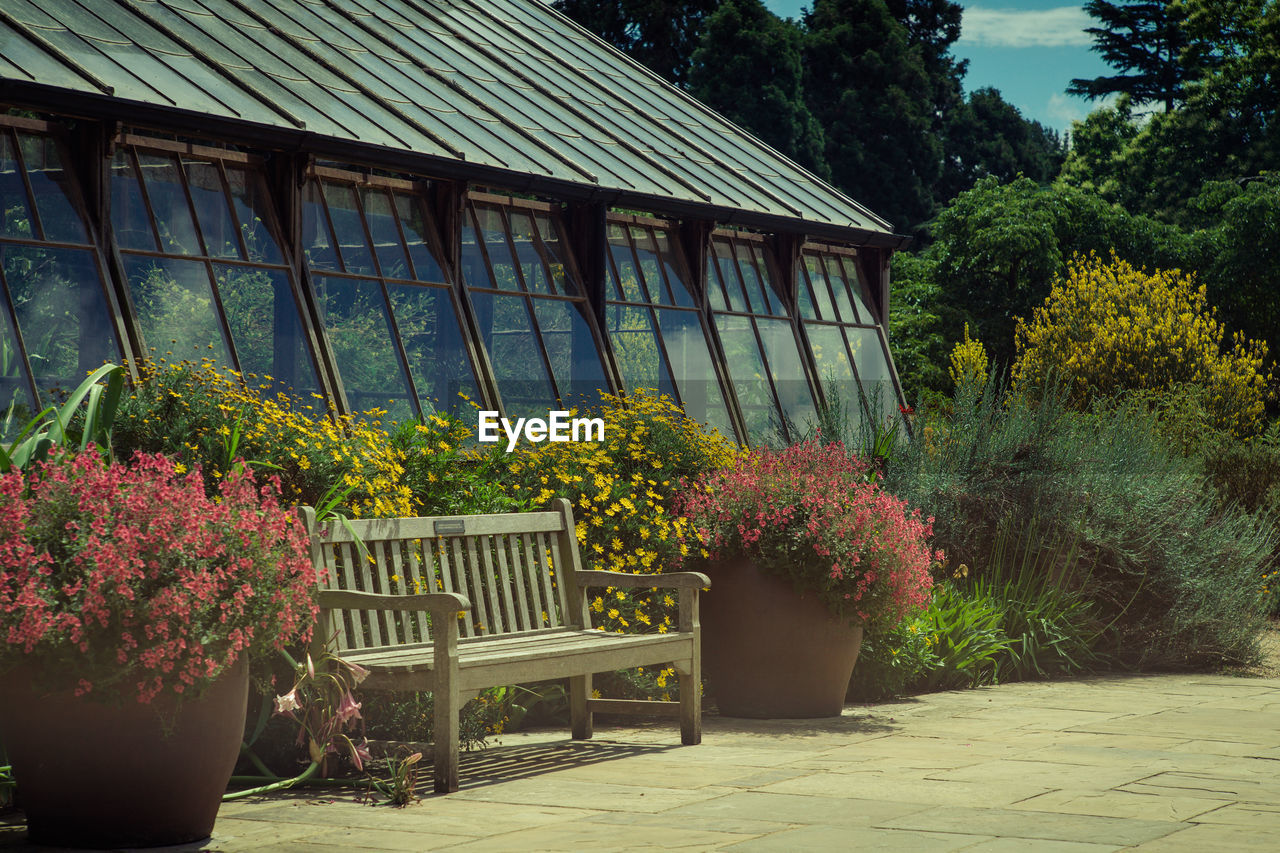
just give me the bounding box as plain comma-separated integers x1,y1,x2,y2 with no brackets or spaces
460,198,611,419
302,173,482,419
708,233,817,444
111,143,319,399
603,218,738,441
0,126,121,427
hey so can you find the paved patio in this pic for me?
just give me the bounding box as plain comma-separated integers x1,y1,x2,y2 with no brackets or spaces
4,671,1280,851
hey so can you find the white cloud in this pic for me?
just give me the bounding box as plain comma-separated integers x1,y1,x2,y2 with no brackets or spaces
960,6,1094,48
1045,92,1093,126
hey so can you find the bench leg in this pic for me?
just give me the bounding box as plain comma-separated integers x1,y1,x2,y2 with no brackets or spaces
434,681,461,794
676,660,701,745
569,673,592,739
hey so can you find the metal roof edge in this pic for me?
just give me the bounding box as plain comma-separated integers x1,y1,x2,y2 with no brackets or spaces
1,79,907,249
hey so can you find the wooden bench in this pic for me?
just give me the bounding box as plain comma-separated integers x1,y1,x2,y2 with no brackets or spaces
299,497,709,793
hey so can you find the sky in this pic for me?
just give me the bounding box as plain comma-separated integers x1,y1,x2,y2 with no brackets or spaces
763,1,1112,135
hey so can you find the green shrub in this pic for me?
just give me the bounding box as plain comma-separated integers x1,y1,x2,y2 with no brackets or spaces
885,378,1272,670
848,614,939,701
916,583,1009,690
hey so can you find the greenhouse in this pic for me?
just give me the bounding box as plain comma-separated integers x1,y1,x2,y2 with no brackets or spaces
0,0,908,445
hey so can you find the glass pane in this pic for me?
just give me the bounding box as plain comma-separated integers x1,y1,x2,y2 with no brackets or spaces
654,229,695,307
848,326,901,429
183,158,241,260
713,240,748,312
473,204,521,291
534,213,572,295
301,180,339,272
362,186,412,280
110,150,157,252
839,255,876,324
215,263,319,397
0,132,34,240
0,299,32,433
313,274,412,420
736,241,772,314
632,226,672,305
460,213,490,288
802,255,835,321
137,152,201,256
3,245,119,398
18,133,87,244
797,264,818,321
322,182,376,276
467,290,554,419
393,192,446,283
605,303,675,397
654,307,736,441
713,313,777,445
531,298,610,409
823,255,857,323
604,248,625,301
609,239,644,303
805,322,865,434
756,317,816,436
706,255,728,312
123,254,232,364
388,283,480,415
510,211,550,294
226,164,285,265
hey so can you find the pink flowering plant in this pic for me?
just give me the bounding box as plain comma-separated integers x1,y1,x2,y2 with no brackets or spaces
0,449,318,704
674,441,937,628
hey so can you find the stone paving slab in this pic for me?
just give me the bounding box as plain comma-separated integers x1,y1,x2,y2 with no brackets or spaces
1,672,1278,851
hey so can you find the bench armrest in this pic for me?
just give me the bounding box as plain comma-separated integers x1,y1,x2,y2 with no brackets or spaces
575,570,710,591
317,589,471,614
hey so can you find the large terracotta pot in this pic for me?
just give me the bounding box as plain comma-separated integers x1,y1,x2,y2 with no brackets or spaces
702,557,864,718
0,658,249,848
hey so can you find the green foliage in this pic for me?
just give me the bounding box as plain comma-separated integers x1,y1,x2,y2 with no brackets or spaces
916,583,1008,689
1068,0,1196,110
888,253,951,403
938,87,1066,202
847,613,939,701
689,0,829,177
0,363,124,474
553,0,719,86
803,0,942,233
965,519,1103,681
885,379,1273,670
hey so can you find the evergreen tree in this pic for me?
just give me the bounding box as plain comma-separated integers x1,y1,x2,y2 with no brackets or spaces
1067,1,1196,110
554,0,720,86
688,0,830,177
938,88,1066,202
803,0,941,234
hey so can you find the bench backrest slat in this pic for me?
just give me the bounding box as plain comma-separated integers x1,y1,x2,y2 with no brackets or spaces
308,502,585,651
495,535,527,632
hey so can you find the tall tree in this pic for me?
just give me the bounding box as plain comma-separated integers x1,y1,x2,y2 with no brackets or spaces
1067,1,1196,110
688,0,830,177
553,0,720,86
803,0,941,234
938,88,1066,203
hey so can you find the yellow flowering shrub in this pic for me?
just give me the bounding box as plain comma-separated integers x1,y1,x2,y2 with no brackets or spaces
948,323,989,392
112,358,413,518
1012,253,1271,436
